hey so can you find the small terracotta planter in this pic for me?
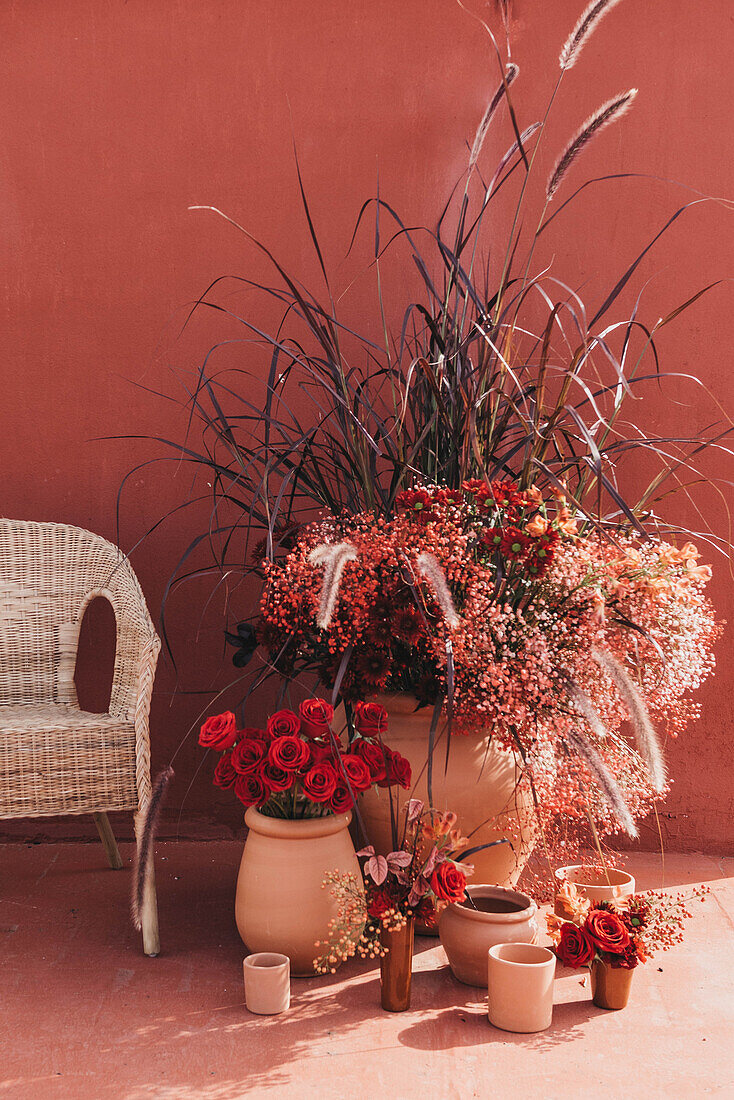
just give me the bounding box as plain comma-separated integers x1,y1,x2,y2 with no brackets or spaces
243,952,290,1015
487,943,556,1033
235,808,362,976
554,865,635,917
439,885,538,987
590,958,634,1010
380,917,414,1012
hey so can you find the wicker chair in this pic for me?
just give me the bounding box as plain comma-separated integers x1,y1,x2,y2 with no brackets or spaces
0,519,162,955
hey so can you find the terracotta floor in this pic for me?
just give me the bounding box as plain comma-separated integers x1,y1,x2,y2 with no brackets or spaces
1,843,732,1100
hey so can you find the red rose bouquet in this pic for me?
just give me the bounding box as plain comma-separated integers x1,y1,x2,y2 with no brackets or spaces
199,698,411,819
547,882,708,970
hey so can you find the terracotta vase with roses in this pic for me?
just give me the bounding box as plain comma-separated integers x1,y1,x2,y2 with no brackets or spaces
199,697,412,975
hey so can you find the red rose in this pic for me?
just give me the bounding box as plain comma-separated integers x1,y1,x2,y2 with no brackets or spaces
338,753,372,793
430,861,466,904
302,762,339,803
234,772,267,807
353,738,388,783
266,709,301,738
367,885,394,919
299,698,334,739
268,735,310,772
380,748,412,790
309,740,336,765
584,909,632,955
213,752,237,789
262,762,295,793
239,726,268,741
354,700,388,737
555,922,596,969
329,783,354,815
231,738,266,775
199,712,237,751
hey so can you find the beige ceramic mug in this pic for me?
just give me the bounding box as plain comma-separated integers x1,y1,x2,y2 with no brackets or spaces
243,952,291,1015
487,942,556,1033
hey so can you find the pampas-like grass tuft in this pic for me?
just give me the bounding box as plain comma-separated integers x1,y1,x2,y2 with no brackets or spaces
417,552,460,629
469,63,519,172
132,766,174,930
309,542,358,629
547,88,637,200
565,683,638,837
592,648,667,793
560,0,625,71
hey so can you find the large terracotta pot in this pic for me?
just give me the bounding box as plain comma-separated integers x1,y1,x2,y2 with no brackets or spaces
235,808,361,976
358,694,536,887
439,885,539,987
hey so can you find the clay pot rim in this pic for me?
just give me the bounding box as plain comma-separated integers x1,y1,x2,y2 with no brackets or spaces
555,864,634,889
243,952,289,971
448,884,537,925
371,692,426,716
244,806,352,839
489,943,555,968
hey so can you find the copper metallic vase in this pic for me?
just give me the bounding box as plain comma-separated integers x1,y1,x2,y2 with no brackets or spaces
590,958,634,1010
380,917,415,1011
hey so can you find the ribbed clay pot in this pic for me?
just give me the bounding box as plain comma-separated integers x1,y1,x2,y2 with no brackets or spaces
438,884,539,987
554,865,635,918
358,695,536,889
235,808,362,976
590,958,634,1010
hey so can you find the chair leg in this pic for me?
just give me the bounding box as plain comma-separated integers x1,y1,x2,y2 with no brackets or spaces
134,811,160,957
93,812,123,870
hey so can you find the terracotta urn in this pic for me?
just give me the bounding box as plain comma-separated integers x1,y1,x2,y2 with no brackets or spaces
235,807,362,976
590,958,634,1010
357,694,536,888
554,865,635,917
438,884,539,987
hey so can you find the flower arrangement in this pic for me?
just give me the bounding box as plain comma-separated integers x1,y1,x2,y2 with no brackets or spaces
199,698,412,818
142,1,729,880
547,881,709,970
314,799,470,974
259,477,720,848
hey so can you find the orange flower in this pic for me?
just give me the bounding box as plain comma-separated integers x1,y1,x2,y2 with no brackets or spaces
526,515,548,537
686,561,712,583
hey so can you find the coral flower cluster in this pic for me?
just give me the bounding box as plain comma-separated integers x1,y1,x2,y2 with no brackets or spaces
258,478,721,846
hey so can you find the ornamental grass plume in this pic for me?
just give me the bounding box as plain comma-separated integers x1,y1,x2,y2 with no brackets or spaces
469,63,519,173
592,648,667,793
309,542,358,629
547,88,637,199
565,726,638,838
559,0,626,70
417,552,460,629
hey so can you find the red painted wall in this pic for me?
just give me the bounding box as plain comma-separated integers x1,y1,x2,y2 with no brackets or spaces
1,1,732,849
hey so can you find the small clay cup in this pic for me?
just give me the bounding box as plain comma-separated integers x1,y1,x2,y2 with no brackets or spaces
243,952,290,1015
487,943,556,1033
554,865,635,918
